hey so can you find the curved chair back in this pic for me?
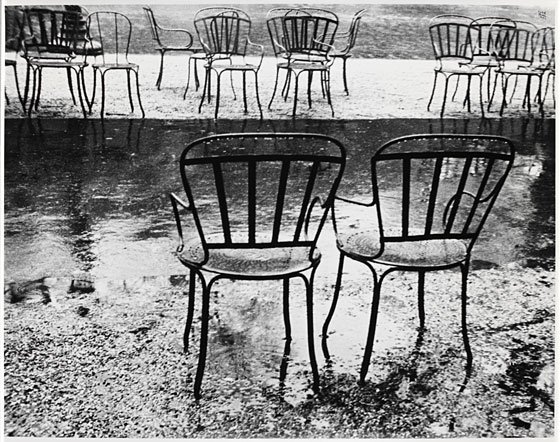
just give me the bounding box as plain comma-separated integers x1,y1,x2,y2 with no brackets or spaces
429,21,473,62
177,133,345,256
491,20,536,64
85,11,132,65
143,6,161,45
281,13,338,58
335,9,366,55
194,7,251,58
370,134,515,255
468,17,516,63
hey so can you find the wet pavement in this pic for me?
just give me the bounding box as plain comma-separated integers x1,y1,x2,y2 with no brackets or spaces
3,117,555,438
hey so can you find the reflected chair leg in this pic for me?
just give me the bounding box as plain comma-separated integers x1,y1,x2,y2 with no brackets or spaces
460,262,473,371
215,71,222,119
342,56,349,95
184,269,196,353
126,69,135,113
268,66,281,109
254,70,263,119
242,71,248,113
156,49,165,90
321,253,345,360
134,69,145,118
303,271,320,392
359,270,383,385
417,271,425,329
194,279,212,400
427,71,438,111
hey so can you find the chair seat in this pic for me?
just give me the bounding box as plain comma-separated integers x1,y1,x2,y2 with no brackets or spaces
160,45,196,51
178,237,321,277
469,55,499,67
436,63,487,75
92,62,138,69
288,61,330,71
28,59,86,68
208,63,259,71
337,230,468,268
497,65,546,75
5,59,16,66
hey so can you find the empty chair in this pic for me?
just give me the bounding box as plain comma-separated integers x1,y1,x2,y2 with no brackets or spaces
169,132,346,399
322,134,515,384
194,7,264,119
331,9,366,95
427,16,487,117
21,8,88,116
84,11,144,118
267,8,339,117
532,26,555,107
143,6,202,90
4,8,25,110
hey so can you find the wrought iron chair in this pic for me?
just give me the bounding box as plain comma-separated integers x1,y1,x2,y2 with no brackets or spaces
20,8,88,117
331,9,366,95
266,9,339,117
169,132,346,399
491,21,544,115
537,27,555,106
194,7,264,119
4,18,25,110
427,17,487,117
322,134,515,384
143,6,202,90
84,11,145,118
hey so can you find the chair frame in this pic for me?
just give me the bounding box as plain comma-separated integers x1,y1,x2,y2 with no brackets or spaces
169,132,346,399
194,7,264,119
322,133,515,384
143,6,202,90
84,11,145,118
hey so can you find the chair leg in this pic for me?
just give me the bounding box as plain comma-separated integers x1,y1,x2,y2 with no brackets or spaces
359,269,383,385
27,67,38,117
292,71,300,118
215,71,222,119
440,75,450,118
325,71,334,118
478,74,485,118
156,49,165,90
321,253,345,360
183,269,196,353
280,278,292,386
268,66,281,109
199,69,209,113
459,262,473,371
254,70,263,119
194,278,213,400
464,76,472,112
126,69,135,113
74,68,87,118
100,70,107,119
133,69,145,118
427,71,438,111
66,67,77,105
242,71,248,113
342,56,349,95
451,75,461,102
500,75,509,116
184,56,194,99
307,71,313,108
35,67,43,111
22,63,31,109
10,63,25,110
302,270,320,392
417,271,426,329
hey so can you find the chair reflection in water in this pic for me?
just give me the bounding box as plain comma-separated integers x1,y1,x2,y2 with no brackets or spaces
170,133,346,399
322,134,514,384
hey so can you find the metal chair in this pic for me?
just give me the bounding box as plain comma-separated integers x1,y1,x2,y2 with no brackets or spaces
531,26,555,107
143,6,202,90
169,132,346,399
194,7,264,119
4,15,25,111
322,134,515,384
491,21,545,115
267,8,339,117
427,17,487,117
84,11,145,118
20,8,88,117
331,9,366,95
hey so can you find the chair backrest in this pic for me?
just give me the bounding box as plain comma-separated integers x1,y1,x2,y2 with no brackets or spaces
178,133,345,252
491,20,537,63
22,8,85,58
279,12,339,57
370,134,515,254
468,17,516,60
86,11,132,65
336,9,366,54
429,21,473,61
194,7,251,57
143,6,161,44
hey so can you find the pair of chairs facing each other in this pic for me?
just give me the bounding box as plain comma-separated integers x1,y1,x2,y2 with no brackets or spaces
170,133,515,398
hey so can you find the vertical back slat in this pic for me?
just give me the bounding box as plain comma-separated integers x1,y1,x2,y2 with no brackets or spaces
444,157,472,233
247,159,257,244
402,157,411,236
462,157,495,234
272,160,291,243
424,156,443,234
294,161,319,241
213,162,232,243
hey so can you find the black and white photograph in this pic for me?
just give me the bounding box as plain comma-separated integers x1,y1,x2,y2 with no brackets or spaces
2,0,555,438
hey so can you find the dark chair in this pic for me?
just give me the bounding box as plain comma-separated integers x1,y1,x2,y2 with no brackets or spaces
194,7,264,119
169,132,346,399
20,8,88,117
491,21,545,115
84,11,145,118
427,17,487,117
322,134,515,384
331,9,366,95
267,9,339,117
143,6,202,90
5,32,25,110
537,27,555,106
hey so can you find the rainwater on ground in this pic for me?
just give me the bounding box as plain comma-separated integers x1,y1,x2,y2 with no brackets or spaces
3,117,555,437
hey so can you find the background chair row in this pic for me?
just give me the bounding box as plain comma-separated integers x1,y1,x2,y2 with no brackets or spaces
170,133,515,398
427,14,555,117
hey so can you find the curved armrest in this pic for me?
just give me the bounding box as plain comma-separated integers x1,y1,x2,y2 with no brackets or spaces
158,28,194,48
331,194,376,237
169,193,207,263
312,39,336,63
247,38,265,69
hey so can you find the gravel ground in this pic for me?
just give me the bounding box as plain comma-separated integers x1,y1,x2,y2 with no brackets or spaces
3,55,556,120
